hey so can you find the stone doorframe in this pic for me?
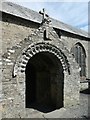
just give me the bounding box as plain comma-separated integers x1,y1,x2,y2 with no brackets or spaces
13,42,70,79
13,42,80,109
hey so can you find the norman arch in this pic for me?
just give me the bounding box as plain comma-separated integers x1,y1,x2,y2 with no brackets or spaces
9,41,80,113
71,42,86,80
13,42,71,112
20,42,70,74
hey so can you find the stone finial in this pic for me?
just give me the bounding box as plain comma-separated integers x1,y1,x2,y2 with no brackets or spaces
39,8,51,24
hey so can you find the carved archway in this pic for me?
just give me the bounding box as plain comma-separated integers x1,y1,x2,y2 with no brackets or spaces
13,42,70,77
12,42,70,111
20,42,70,74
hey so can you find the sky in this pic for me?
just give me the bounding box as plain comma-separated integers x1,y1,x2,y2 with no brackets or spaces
3,0,90,32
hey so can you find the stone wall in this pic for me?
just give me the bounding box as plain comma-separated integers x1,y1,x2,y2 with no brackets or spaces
1,12,39,54
1,12,88,118
61,35,89,79
1,13,39,118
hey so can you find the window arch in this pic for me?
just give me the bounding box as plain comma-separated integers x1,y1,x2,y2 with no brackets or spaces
71,43,86,80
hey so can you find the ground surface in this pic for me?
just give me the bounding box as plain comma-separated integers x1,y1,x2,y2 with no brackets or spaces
1,89,90,119
25,89,90,119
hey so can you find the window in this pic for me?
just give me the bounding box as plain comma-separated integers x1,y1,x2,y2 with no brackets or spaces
71,43,86,79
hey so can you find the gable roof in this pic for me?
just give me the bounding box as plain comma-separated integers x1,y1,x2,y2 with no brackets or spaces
1,2,89,38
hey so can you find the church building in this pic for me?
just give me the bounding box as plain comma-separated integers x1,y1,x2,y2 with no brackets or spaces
0,2,90,118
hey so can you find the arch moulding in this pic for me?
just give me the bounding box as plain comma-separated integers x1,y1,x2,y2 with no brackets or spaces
13,42,70,77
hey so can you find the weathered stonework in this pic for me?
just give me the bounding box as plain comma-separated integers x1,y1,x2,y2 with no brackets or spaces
1,2,90,118
1,12,39,54
61,35,89,79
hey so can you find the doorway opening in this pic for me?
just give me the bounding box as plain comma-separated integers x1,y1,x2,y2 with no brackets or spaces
25,52,64,112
